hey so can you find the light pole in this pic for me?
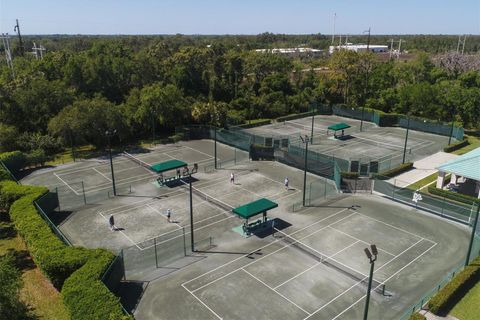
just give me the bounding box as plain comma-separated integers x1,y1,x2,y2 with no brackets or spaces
69,129,76,162
310,102,317,144
214,126,218,169
448,107,456,145
106,129,117,196
360,28,371,132
465,204,480,266
402,116,410,164
189,175,195,252
300,135,310,206
363,244,378,320
152,109,156,146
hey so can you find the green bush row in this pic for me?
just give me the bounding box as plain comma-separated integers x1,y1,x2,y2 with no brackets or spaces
341,172,360,179
377,162,414,178
276,111,314,122
428,257,480,315
408,313,426,320
0,150,51,172
443,139,469,153
233,119,272,129
427,186,480,205
0,166,131,319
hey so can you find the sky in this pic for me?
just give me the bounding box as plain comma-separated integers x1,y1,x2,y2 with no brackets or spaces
0,0,479,35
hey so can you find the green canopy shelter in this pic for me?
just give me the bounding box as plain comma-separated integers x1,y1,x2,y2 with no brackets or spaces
150,159,187,173
327,122,351,138
233,198,278,232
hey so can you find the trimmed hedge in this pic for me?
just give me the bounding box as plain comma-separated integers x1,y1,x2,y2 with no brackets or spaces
428,257,480,315
62,249,128,320
428,186,480,205
276,112,310,122
443,139,469,153
341,172,359,179
233,119,272,129
408,313,426,320
377,162,414,178
0,151,27,172
0,163,131,319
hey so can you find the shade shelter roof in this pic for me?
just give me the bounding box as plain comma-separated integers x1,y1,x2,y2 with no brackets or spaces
232,198,278,219
150,159,187,173
327,123,351,131
437,148,480,181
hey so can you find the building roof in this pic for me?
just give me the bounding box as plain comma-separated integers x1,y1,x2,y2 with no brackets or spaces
233,198,278,219
437,148,480,181
150,159,187,173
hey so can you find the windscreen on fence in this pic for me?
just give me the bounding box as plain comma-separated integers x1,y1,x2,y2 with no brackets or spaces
398,116,463,140
332,105,375,124
373,178,475,224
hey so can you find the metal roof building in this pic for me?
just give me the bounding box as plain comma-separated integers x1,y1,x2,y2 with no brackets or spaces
329,44,388,54
436,148,480,198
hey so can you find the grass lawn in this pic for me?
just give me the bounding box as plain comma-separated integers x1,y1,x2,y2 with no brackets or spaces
450,280,480,320
452,135,480,156
0,216,70,320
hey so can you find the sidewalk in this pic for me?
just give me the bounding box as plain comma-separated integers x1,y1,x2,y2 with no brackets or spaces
419,309,459,320
388,152,458,188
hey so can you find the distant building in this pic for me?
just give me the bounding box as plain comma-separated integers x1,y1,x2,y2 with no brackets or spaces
329,44,389,54
254,47,324,58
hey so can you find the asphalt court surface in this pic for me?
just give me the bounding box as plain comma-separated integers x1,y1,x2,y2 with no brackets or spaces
22,144,215,195
97,170,299,250
246,115,449,162
181,206,438,320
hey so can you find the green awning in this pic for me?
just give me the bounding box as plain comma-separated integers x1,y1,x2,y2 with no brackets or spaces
233,198,278,219
150,159,187,173
328,123,351,131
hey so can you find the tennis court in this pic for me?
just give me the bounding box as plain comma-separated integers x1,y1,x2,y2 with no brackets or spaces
135,193,469,320
245,115,450,173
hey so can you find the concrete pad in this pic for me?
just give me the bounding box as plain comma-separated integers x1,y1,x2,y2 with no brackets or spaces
388,152,458,188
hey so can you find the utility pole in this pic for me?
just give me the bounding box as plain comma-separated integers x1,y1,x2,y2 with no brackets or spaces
397,39,403,60
14,19,24,56
365,27,371,51
456,35,467,54
32,42,46,60
1,33,15,77
331,13,336,44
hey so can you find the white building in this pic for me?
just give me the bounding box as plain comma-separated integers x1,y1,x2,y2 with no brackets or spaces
254,47,324,58
329,44,389,54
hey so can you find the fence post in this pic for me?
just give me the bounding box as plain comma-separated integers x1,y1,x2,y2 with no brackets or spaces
183,228,187,256
154,238,158,268
81,181,87,204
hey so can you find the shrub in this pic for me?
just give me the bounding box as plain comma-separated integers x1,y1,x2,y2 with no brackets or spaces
443,139,469,153
62,249,132,320
0,160,130,319
408,313,426,320
276,111,313,122
233,119,272,129
0,253,28,320
377,162,414,178
428,257,480,315
0,151,27,172
341,172,359,179
427,186,480,205
26,149,50,167
377,113,400,127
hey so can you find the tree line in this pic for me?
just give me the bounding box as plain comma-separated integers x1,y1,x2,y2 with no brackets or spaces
0,35,479,159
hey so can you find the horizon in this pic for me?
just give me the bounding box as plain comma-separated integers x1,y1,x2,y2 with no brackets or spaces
1,0,479,35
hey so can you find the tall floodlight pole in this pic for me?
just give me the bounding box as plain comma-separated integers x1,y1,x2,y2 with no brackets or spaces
310,102,316,143
189,176,195,252
300,135,310,206
448,107,456,145
402,116,410,164
331,13,337,44
360,28,371,132
465,204,480,266
214,127,218,169
14,19,24,56
106,130,117,196
69,130,76,162
152,109,156,146
363,244,378,320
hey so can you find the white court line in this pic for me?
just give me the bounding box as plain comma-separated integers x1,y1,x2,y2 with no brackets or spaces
92,167,112,182
96,212,141,250
189,210,354,293
98,174,235,215
142,215,236,250
329,241,437,320
53,172,79,195
273,240,361,290
181,284,223,320
304,237,426,320
354,210,436,244
327,226,396,257
182,208,351,287
182,145,215,159
146,204,183,229
241,268,311,316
